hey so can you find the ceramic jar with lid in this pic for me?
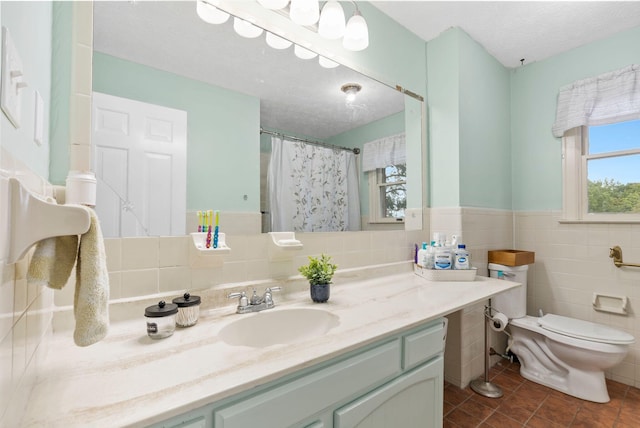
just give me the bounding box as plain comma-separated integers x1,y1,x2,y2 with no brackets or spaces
145,300,178,339
172,292,201,327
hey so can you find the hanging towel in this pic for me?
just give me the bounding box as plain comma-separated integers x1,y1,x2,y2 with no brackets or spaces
27,207,110,347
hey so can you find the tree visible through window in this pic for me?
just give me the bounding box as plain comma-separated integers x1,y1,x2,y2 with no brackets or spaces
369,164,406,223
586,120,640,214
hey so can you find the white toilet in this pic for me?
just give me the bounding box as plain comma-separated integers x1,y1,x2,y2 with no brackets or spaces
489,263,635,403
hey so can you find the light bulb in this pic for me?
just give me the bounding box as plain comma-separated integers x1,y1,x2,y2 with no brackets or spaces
289,0,319,26
233,17,264,39
196,0,230,24
266,32,293,50
319,56,339,69
343,11,369,51
257,0,290,9
318,1,345,39
294,44,318,60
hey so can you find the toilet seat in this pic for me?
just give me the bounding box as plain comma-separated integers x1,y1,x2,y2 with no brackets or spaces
538,314,635,345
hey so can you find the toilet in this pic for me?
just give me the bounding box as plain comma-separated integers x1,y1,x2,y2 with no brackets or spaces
489,263,635,403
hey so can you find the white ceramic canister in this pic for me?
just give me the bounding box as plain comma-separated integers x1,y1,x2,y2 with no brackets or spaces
172,292,201,327
145,300,178,339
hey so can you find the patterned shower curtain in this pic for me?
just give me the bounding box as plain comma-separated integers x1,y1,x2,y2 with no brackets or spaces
268,137,361,232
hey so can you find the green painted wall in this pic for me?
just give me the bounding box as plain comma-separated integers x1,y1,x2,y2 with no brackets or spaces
426,29,461,208
1,1,52,179
510,25,640,211
426,28,512,209
92,52,260,212
458,31,511,209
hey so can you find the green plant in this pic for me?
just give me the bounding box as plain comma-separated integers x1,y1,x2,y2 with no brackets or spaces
298,254,338,285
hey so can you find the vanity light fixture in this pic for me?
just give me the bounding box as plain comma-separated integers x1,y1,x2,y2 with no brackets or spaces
343,4,369,51
196,0,230,24
266,31,293,49
233,17,264,38
294,44,318,60
289,0,320,26
341,83,362,102
257,0,290,10
318,1,345,39
319,55,339,69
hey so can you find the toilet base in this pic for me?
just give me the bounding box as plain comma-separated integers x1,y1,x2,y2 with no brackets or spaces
518,364,610,403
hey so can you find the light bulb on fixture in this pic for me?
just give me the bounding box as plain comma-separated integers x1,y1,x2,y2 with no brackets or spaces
318,1,345,40
343,9,369,51
341,83,362,102
319,56,339,69
294,44,318,60
289,0,320,26
257,0,290,10
266,32,293,50
233,17,264,38
196,0,230,24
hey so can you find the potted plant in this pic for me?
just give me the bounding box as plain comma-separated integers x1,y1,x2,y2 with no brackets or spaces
298,254,337,303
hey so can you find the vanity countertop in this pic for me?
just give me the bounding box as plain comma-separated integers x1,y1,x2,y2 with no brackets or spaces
20,267,520,427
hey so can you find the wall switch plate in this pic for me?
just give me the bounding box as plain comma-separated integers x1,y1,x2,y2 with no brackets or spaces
1,26,27,128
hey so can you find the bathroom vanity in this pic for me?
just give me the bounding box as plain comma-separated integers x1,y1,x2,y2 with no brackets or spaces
19,267,520,427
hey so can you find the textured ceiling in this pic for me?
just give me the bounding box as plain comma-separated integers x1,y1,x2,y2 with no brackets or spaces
93,1,640,141
371,1,640,68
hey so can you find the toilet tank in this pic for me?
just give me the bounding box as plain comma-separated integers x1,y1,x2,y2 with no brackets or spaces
488,263,529,319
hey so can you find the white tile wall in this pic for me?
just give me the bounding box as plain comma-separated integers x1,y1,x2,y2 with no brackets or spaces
516,211,640,388
438,207,514,388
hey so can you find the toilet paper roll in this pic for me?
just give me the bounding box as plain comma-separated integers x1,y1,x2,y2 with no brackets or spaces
490,312,509,332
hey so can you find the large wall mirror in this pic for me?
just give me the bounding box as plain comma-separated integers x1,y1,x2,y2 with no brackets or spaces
90,0,423,237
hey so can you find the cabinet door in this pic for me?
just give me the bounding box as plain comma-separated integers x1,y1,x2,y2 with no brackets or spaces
214,340,401,428
334,355,444,428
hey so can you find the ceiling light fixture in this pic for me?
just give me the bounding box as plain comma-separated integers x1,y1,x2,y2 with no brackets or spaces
341,83,362,102
289,0,320,26
318,1,345,40
343,5,369,51
196,0,230,25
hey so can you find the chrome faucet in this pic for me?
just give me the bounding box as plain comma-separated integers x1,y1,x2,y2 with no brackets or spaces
228,287,282,314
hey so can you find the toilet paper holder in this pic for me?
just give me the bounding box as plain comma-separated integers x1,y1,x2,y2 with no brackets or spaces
470,300,504,399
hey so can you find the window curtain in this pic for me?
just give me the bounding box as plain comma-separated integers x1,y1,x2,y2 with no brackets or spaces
361,133,406,172
552,64,640,137
268,137,361,232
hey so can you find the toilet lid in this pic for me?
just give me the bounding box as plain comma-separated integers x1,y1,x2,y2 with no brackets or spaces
538,314,635,344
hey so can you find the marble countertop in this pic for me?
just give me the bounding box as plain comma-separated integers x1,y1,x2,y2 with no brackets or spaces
20,265,520,427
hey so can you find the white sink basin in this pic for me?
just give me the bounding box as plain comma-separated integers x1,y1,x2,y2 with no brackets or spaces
218,307,340,348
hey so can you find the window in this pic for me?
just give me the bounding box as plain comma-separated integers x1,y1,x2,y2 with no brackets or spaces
563,119,640,221
368,164,406,223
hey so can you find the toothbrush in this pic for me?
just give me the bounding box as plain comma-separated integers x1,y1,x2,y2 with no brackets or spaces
205,210,212,248
197,210,202,232
213,210,220,249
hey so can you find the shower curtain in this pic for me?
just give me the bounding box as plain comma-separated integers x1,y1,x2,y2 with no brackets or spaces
268,137,361,232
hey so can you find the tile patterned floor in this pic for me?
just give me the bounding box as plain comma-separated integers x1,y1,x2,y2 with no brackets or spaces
444,361,640,427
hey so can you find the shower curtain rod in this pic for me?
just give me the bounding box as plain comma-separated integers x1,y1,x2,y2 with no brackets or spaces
260,128,360,155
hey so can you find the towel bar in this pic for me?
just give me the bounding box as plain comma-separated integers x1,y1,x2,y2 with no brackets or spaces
609,246,640,268
4,177,91,264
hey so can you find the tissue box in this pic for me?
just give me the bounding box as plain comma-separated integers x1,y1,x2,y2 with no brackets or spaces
488,250,535,266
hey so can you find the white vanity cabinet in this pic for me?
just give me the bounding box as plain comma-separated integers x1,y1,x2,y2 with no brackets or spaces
152,318,447,428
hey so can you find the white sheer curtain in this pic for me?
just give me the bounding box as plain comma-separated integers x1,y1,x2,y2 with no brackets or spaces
268,137,361,232
552,64,640,137
361,133,406,172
